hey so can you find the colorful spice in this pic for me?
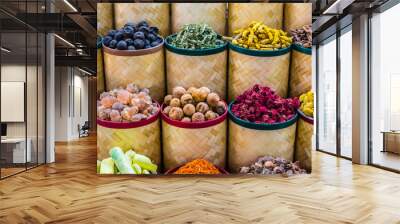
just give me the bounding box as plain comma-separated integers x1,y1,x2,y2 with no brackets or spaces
232,21,292,50
169,24,224,49
174,159,221,174
290,25,312,48
299,91,314,117
239,156,306,176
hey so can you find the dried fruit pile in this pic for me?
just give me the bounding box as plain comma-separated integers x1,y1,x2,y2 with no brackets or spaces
173,159,221,174
169,24,224,49
102,21,163,50
163,86,226,122
299,91,314,117
231,84,300,124
97,83,159,122
232,21,292,50
290,25,312,48
239,156,306,176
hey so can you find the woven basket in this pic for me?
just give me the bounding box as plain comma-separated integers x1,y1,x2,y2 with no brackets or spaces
161,104,227,171
97,3,114,37
295,110,313,173
103,40,165,102
228,43,291,101
228,3,283,36
114,3,170,36
171,3,227,35
165,35,228,98
289,44,312,97
228,102,297,172
97,37,105,96
284,3,312,32
97,107,161,167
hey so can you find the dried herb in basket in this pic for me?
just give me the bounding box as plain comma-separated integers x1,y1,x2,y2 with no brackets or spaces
170,24,224,49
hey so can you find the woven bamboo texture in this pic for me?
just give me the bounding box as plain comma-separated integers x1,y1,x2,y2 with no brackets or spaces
97,48,105,95
97,3,113,37
289,49,312,97
228,50,290,101
295,117,313,172
97,119,161,166
103,49,165,102
228,120,296,172
171,3,226,35
162,120,227,170
228,3,283,36
166,50,227,98
284,3,312,32
114,3,170,36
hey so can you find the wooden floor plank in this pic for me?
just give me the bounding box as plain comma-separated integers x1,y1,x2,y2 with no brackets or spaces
0,135,399,224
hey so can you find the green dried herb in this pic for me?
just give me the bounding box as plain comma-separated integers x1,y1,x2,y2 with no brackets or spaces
170,24,224,49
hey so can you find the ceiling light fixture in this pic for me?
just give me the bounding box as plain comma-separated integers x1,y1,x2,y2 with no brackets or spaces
1,47,11,53
78,67,93,76
63,0,78,12
54,34,75,48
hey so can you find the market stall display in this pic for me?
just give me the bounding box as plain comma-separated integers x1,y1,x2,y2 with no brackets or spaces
97,84,161,166
239,156,306,176
165,159,228,175
97,36,105,96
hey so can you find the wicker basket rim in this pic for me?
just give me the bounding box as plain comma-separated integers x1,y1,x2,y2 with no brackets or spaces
297,109,314,125
292,44,312,55
228,42,291,57
161,102,227,129
102,36,164,56
228,101,298,130
165,34,227,56
97,102,160,129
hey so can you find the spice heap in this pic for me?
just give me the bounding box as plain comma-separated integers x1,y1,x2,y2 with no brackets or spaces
102,21,162,50
163,86,226,122
97,83,159,122
290,25,312,48
299,91,314,117
239,156,306,176
169,24,224,49
231,84,300,124
98,147,158,174
232,21,292,50
174,159,221,174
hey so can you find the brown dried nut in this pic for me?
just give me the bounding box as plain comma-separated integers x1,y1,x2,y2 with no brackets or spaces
169,98,181,107
172,86,186,98
196,102,209,114
180,93,193,106
187,87,197,95
164,95,173,105
183,104,196,117
214,101,226,115
181,117,191,122
206,92,220,107
205,110,218,120
163,106,172,115
168,107,184,120
192,112,205,122
192,88,208,102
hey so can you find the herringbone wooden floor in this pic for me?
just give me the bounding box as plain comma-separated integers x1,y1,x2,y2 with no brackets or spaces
1,135,400,224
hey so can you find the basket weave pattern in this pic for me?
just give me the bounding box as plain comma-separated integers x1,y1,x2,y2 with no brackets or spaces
162,120,227,170
97,3,114,37
289,50,311,97
171,3,227,35
295,117,313,172
97,119,161,166
97,49,105,95
114,3,170,36
228,3,283,36
228,120,296,172
284,3,312,32
228,50,290,100
166,50,227,98
103,50,165,102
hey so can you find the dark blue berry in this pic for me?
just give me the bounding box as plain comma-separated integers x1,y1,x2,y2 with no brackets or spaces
123,26,134,38
150,41,160,47
125,38,134,46
138,21,148,27
107,30,117,38
128,45,135,50
133,39,145,49
149,26,159,34
133,32,145,40
147,33,157,42
109,40,117,49
114,31,124,41
145,39,150,46
116,40,128,50
102,36,113,46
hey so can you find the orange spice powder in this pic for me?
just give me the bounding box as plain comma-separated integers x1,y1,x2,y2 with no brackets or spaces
174,159,221,174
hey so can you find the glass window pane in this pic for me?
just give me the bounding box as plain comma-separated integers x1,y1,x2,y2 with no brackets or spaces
317,36,337,154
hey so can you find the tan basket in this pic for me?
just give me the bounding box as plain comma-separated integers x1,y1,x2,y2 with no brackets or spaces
295,111,313,172
171,3,227,35
228,45,290,101
97,3,114,37
97,111,161,167
161,106,227,171
97,42,105,96
114,3,170,36
228,3,283,36
289,45,312,97
228,108,297,172
165,38,228,98
103,42,165,102
284,3,312,32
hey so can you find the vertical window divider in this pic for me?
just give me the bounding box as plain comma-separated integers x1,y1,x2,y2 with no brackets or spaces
25,0,28,171
336,26,342,157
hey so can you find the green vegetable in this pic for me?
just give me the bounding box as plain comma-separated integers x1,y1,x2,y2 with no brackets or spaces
132,163,142,174
97,160,101,173
109,147,135,174
100,158,114,174
132,154,158,172
143,170,150,174
170,24,224,49
125,150,136,162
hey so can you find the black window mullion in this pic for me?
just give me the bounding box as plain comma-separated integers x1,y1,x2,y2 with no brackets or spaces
336,27,341,157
